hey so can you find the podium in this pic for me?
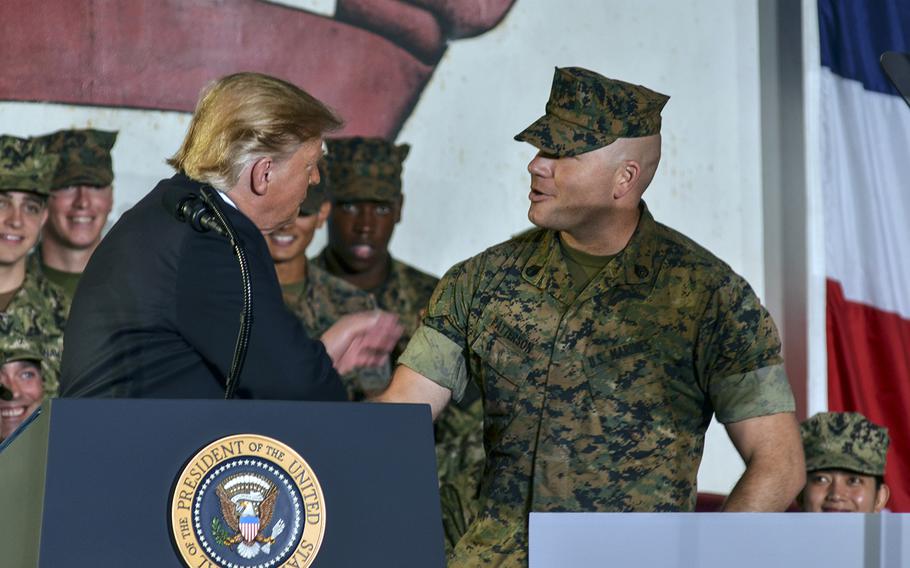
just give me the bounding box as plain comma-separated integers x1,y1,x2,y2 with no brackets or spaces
0,398,446,567
530,512,910,568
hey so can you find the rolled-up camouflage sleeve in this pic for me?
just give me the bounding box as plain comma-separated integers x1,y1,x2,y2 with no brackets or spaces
398,260,475,402
399,326,467,400
697,275,795,424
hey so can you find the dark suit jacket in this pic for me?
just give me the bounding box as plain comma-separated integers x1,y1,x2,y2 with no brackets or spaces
60,173,345,400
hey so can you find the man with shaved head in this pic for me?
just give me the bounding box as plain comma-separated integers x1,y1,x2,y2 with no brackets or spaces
376,67,805,566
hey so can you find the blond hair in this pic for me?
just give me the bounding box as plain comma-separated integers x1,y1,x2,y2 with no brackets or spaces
168,72,342,191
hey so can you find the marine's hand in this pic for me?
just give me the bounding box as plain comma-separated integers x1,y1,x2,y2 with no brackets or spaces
321,311,403,375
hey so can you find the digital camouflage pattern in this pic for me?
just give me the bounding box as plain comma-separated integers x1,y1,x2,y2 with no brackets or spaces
400,203,795,567
0,135,59,195
33,128,117,189
0,333,50,387
28,252,79,312
281,263,388,400
435,397,485,555
514,67,670,157
313,247,485,551
324,137,409,202
312,252,437,362
0,256,69,397
801,412,890,476
0,334,43,364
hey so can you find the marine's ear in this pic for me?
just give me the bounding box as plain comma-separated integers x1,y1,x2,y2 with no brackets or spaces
613,160,642,201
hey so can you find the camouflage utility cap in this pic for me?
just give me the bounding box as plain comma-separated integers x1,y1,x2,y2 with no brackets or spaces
36,128,117,189
801,412,890,476
0,135,59,196
325,137,409,202
515,66,670,157
299,160,328,216
0,335,43,367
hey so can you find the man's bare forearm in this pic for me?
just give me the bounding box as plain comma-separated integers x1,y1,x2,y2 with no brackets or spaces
722,412,806,511
722,458,805,511
372,365,452,420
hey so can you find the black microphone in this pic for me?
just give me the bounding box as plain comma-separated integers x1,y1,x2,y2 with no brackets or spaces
174,194,229,237
0,385,13,401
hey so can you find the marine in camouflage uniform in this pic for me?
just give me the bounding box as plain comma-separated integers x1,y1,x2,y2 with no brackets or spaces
0,334,51,440
31,128,118,304
312,137,437,359
313,136,485,553
0,136,68,397
799,411,891,512
395,67,799,566
272,170,387,400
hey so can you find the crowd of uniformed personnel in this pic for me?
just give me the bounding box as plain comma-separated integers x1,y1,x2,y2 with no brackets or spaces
0,66,898,564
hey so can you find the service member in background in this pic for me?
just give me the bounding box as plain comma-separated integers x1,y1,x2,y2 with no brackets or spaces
313,137,485,552
32,128,117,304
0,336,49,442
313,137,436,360
268,160,389,401
799,411,891,513
376,67,806,566
0,135,68,398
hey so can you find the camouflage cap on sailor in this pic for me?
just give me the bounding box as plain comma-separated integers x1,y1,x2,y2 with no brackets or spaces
801,412,890,476
325,137,409,202
0,335,44,367
515,66,670,157
299,159,329,216
0,135,59,196
35,128,117,189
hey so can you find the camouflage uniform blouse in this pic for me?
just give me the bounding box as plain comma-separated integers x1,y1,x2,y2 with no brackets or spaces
312,252,438,361
1,259,69,397
400,205,795,567
28,250,81,308
313,249,484,551
281,263,386,400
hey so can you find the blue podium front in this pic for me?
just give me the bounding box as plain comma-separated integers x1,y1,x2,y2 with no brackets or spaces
0,398,445,567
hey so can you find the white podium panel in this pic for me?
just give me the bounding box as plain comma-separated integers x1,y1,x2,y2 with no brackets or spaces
530,512,910,568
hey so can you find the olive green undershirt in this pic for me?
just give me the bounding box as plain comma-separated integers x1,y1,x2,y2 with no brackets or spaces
558,236,616,294
40,263,82,301
281,280,307,299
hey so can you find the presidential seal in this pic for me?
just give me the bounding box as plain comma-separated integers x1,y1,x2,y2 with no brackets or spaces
171,434,326,568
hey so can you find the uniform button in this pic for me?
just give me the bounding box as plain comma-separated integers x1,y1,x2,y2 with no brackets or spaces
635,265,649,278
525,265,541,277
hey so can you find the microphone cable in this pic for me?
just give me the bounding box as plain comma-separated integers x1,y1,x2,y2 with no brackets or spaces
197,187,253,400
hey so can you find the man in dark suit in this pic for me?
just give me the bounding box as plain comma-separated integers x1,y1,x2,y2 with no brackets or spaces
60,72,400,399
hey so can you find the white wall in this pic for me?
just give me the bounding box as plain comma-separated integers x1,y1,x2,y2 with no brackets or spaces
0,0,771,495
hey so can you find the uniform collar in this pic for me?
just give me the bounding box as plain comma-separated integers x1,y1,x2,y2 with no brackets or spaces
520,202,663,303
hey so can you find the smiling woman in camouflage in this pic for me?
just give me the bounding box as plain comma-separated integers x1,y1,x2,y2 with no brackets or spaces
799,412,891,513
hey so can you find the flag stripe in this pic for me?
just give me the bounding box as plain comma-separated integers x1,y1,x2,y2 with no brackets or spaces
818,0,910,93
826,280,910,512
821,67,910,319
